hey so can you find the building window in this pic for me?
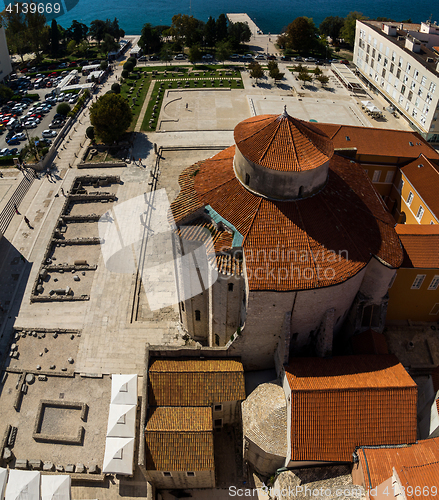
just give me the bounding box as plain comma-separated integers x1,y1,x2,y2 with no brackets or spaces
414,69,419,80
411,275,426,289
398,179,404,193
372,170,381,182
214,418,223,428
406,62,411,73
390,62,394,73
195,310,201,321
407,192,414,206
163,472,172,477
416,206,424,221
215,334,220,346
428,276,439,291
245,173,250,186
361,304,381,328
228,283,234,292
396,68,401,79
421,76,427,86
214,404,223,412
187,472,195,477
385,171,394,183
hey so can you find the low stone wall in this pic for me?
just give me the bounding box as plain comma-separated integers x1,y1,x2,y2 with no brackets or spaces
77,161,126,169
33,400,87,444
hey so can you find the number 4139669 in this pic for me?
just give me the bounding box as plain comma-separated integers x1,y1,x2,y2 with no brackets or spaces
5,3,61,14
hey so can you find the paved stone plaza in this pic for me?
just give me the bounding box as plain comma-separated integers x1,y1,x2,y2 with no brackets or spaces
0,36,415,499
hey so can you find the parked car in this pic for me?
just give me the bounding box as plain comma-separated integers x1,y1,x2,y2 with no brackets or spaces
9,148,18,155
174,54,185,60
267,55,276,60
0,148,10,156
12,132,26,141
280,56,291,61
242,54,253,60
255,54,265,60
58,62,68,68
202,54,213,61
339,59,350,64
42,129,57,138
68,96,78,104
294,56,303,61
149,55,159,61
138,56,147,61
6,138,19,145
49,121,65,129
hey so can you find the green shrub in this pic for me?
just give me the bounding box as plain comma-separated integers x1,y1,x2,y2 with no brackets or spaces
123,61,134,72
56,102,71,116
127,57,137,67
121,70,129,79
111,83,121,94
86,126,95,140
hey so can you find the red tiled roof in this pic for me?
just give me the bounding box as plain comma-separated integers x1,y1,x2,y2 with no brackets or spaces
145,407,214,471
314,124,439,161
351,329,389,355
148,358,246,406
401,155,439,220
285,355,417,462
171,145,403,291
358,438,439,490
234,113,334,172
396,224,439,268
399,463,439,499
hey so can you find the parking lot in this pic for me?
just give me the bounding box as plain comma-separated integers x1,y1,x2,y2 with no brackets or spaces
0,72,88,158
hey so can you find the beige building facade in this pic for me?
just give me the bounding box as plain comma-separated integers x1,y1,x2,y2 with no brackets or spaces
354,20,439,143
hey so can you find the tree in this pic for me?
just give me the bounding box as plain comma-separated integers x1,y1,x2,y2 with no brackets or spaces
26,10,49,62
86,126,95,140
0,84,14,102
268,61,284,80
216,14,228,42
215,40,232,65
111,82,121,93
0,5,29,62
316,75,329,87
102,33,118,55
313,66,323,77
57,102,71,115
249,62,263,83
50,19,59,55
100,60,108,70
189,45,201,64
66,20,88,44
90,93,132,143
228,21,251,50
298,70,313,86
110,17,124,41
160,44,173,66
139,23,162,55
121,69,129,78
170,14,204,48
77,40,89,56
204,16,216,47
341,12,367,46
319,16,345,41
67,40,76,54
123,60,134,72
284,17,318,55
89,19,106,46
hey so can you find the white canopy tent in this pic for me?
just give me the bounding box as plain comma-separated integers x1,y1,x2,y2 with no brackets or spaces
0,468,8,498
107,404,136,438
111,374,137,405
102,437,135,475
5,470,40,500
41,475,71,500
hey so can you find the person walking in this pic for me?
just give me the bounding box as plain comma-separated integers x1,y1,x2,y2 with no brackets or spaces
61,187,65,196
14,203,19,215
23,215,31,228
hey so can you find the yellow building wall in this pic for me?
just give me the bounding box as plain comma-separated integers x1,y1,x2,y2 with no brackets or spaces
387,268,439,321
362,164,397,199
399,174,437,225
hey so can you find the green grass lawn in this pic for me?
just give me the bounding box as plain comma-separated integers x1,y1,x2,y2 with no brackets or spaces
120,72,152,132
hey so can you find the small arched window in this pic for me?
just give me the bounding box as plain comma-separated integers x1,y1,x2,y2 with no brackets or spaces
245,173,250,186
228,283,234,292
195,310,201,321
298,186,304,198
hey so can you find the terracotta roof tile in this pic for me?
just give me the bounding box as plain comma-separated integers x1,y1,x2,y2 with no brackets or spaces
314,124,439,161
145,407,214,471
148,358,246,406
171,146,403,292
401,155,439,219
351,329,389,355
396,224,439,268
285,355,417,462
358,439,439,490
234,114,334,172
400,462,439,499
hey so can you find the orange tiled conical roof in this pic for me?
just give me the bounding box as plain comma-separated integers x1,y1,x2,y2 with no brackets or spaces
234,109,334,172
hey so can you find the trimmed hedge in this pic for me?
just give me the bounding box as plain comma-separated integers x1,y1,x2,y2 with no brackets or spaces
67,89,90,118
